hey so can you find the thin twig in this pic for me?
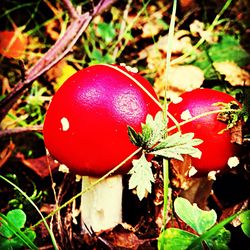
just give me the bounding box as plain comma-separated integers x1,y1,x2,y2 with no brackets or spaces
112,0,132,59
0,125,43,137
0,0,116,123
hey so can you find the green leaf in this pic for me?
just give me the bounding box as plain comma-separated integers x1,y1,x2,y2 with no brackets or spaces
152,132,203,161
128,111,167,149
0,229,37,250
6,209,26,229
141,123,152,144
0,209,26,238
127,125,143,147
194,34,250,79
158,228,202,250
128,153,154,200
187,209,242,250
143,111,166,147
239,210,250,238
205,227,231,250
0,210,37,250
174,197,217,235
97,22,116,43
208,35,250,66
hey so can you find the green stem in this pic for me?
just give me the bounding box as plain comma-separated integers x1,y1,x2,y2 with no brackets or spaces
171,0,233,65
162,158,170,232
163,0,177,119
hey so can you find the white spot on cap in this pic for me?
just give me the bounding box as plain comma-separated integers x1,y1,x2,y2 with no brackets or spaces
188,166,198,177
172,96,183,104
61,117,70,131
59,164,69,173
181,109,192,121
208,170,218,181
119,63,138,73
227,156,239,168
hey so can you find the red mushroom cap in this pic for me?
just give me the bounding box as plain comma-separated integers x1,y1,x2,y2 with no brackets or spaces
43,64,161,176
167,88,241,174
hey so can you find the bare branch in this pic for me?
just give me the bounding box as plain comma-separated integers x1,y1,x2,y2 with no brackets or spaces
0,0,117,123
61,0,80,19
0,125,43,137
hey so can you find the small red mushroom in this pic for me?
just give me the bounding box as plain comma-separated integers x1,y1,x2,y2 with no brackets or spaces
43,64,161,232
167,88,241,175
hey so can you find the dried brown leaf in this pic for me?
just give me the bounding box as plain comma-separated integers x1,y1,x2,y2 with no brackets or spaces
16,153,59,178
213,61,250,86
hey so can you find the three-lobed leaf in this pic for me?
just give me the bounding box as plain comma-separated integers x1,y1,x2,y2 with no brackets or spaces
0,209,37,250
174,197,217,235
0,209,26,238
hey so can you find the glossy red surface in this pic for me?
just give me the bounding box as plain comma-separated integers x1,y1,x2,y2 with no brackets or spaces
43,64,161,176
168,88,240,173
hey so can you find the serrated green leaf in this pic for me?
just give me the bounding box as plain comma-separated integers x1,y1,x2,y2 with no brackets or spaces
144,111,166,147
152,132,203,160
128,153,154,200
239,210,250,238
174,197,217,235
158,228,202,250
141,123,153,143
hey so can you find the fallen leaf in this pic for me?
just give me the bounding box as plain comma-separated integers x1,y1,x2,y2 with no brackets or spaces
16,153,59,178
213,61,250,86
103,226,154,249
154,65,204,100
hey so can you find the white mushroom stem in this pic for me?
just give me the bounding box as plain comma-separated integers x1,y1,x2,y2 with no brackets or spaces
80,175,123,233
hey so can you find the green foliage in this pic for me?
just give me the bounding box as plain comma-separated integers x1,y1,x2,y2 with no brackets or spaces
239,210,250,238
193,34,250,79
205,228,231,250
97,22,117,44
5,173,46,210
0,209,37,250
127,111,203,200
158,228,201,250
216,101,249,132
158,197,250,250
128,153,154,201
174,197,217,235
208,35,250,67
151,132,202,161
128,111,166,148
